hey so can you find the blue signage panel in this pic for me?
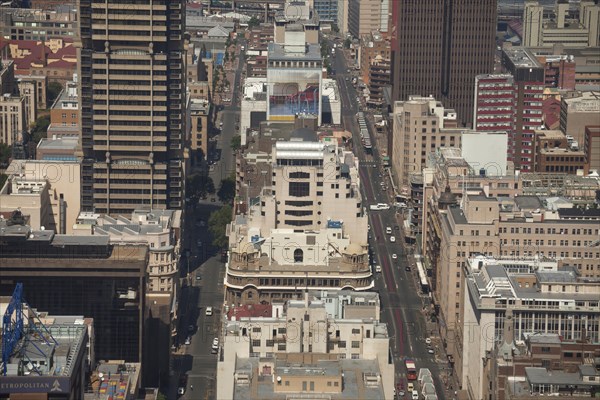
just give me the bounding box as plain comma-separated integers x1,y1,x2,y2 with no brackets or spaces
0,376,71,394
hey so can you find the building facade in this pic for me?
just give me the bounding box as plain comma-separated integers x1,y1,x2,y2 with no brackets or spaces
0,93,27,147
501,48,545,172
390,0,497,126
77,0,186,215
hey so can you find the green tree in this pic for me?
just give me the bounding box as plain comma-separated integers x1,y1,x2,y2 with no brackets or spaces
30,114,50,144
217,175,236,204
248,16,260,28
187,174,215,199
205,177,216,194
0,142,11,167
208,205,232,248
156,393,167,400
230,135,241,151
320,39,329,58
47,82,63,106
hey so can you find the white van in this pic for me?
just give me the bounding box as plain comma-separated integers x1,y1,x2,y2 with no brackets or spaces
386,227,392,234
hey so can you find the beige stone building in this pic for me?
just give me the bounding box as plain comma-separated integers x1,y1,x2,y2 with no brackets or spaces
560,91,600,148
391,96,459,189
431,193,600,386
348,0,384,38
226,137,372,304
461,256,600,400
217,291,394,400
188,98,210,159
16,77,37,125
0,93,27,146
15,74,47,110
0,159,81,234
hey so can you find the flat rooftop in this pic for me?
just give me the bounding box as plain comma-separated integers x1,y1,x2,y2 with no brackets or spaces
233,358,385,400
268,43,322,62
504,47,543,68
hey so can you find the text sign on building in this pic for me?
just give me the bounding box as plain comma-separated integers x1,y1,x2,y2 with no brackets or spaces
0,377,71,394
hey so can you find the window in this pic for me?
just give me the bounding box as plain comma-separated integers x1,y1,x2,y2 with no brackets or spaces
289,171,310,179
288,182,310,197
351,341,360,348
294,249,303,263
541,347,550,353
338,341,346,348
352,328,360,334
252,339,260,347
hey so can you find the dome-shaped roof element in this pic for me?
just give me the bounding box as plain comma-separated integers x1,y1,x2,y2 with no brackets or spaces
344,242,364,255
438,185,457,207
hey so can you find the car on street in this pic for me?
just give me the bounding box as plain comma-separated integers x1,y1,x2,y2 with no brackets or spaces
428,348,435,354
212,338,219,349
425,338,432,345
375,265,382,273
211,198,216,202
405,266,411,271
188,324,195,333
407,383,414,392
184,337,191,345
195,272,202,281
412,390,419,400
392,254,397,259
177,387,185,395
205,306,213,316
390,236,396,243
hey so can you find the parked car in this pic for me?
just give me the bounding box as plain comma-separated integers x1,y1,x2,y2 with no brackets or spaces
390,236,396,243
205,306,213,316
375,265,382,273
184,337,191,345
405,266,411,272
392,254,397,259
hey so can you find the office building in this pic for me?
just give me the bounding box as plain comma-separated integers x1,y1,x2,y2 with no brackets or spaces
217,291,394,400
391,95,459,188
15,73,47,110
390,0,497,127
313,0,337,24
560,91,600,147
0,59,15,96
359,31,390,107
586,126,600,172
348,0,386,38
15,76,37,125
0,6,78,41
484,332,600,400
0,226,148,369
533,129,588,174
0,93,27,147
48,75,79,138
462,256,600,399
226,134,372,304
523,1,600,48
0,304,90,399
501,48,545,171
336,0,349,34
274,1,319,45
188,98,210,160
537,54,577,90
0,159,81,234
77,0,186,215
430,193,600,386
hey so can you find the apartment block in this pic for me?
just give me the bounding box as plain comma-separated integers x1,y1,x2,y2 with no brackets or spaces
0,93,27,146
473,74,515,139
462,256,600,399
336,0,349,34
15,73,47,110
313,0,338,23
523,1,600,48
77,0,186,215
501,48,545,171
537,54,577,90
15,77,37,125
391,96,459,188
217,291,394,400
226,136,371,304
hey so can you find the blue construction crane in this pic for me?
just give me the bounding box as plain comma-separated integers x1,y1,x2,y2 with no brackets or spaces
1,283,58,376
1,283,24,375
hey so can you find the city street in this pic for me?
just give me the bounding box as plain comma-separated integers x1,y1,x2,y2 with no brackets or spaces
332,46,452,398
169,37,246,400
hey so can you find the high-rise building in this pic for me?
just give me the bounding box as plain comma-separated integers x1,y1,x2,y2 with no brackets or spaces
390,0,497,126
77,0,186,215
348,0,386,38
501,48,545,172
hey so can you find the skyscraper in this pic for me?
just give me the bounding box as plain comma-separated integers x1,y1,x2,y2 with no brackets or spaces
390,0,497,127
77,0,185,215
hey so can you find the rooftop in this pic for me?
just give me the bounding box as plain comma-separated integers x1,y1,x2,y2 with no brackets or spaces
268,43,322,62
504,47,543,68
